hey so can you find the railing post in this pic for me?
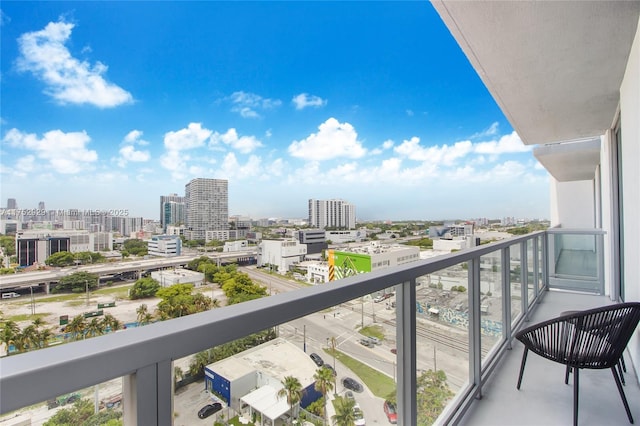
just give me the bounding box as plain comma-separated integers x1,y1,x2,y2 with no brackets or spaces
501,247,512,349
532,237,540,301
468,258,482,399
521,242,529,321
396,280,416,425
123,360,173,425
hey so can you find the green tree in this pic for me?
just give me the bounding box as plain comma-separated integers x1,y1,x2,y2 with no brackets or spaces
0,235,16,256
129,277,161,299
44,398,94,425
102,313,123,332
45,251,76,267
331,396,356,426
54,271,99,293
66,314,87,341
0,320,20,355
416,370,454,425
313,367,334,422
221,273,267,305
277,376,303,425
155,283,214,319
122,239,148,256
136,304,154,326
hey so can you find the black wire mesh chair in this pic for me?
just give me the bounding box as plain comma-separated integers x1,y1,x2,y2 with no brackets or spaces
515,302,640,426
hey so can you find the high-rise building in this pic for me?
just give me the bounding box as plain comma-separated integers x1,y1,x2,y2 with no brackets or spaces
159,193,185,230
6,198,17,209
38,201,45,210
185,178,228,240
308,199,356,230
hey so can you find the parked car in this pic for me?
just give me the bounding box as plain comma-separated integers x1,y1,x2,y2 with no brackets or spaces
310,352,324,366
197,402,222,419
354,404,366,425
383,400,397,424
359,338,374,347
368,336,381,345
323,364,336,376
342,377,363,392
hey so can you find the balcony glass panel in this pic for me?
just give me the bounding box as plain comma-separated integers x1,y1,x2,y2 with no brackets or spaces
548,231,604,294
537,235,545,292
509,243,523,324
416,267,468,424
0,380,123,425
526,239,535,306
479,252,502,364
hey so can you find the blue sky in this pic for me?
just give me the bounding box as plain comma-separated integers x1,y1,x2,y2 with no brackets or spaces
0,1,549,222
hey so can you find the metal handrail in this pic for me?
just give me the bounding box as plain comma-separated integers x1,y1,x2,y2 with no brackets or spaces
0,231,546,423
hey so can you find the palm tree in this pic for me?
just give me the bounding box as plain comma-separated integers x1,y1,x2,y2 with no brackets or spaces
85,318,104,338
102,313,122,332
314,367,335,423
136,304,153,326
331,396,356,426
0,320,20,355
66,315,87,341
277,376,303,425
37,327,54,349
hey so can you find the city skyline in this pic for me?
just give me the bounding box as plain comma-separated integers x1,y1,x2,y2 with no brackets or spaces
1,2,549,221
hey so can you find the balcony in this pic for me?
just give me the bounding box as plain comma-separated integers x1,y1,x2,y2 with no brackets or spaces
1,229,637,425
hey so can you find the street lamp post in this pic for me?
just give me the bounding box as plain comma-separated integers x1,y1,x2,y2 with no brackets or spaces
29,286,35,315
85,280,90,307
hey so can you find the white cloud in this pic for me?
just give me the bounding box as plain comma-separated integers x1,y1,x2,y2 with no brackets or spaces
16,20,133,108
209,128,263,154
406,109,414,116
14,155,36,177
228,91,281,118
371,139,395,155
219,152,262,179
160,123,211,179
288,117,366,161
117,130,150,167
160,150,189,180
3,128,97,174
292,93,327,110
474,131,530,154
394,137,473,166
164,123,212,151
470,121,499,139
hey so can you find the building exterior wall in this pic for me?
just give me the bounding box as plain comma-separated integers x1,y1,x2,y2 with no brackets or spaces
325,230,365,244
618,15,640,370
185,178,229,240
258,240,307,273
308,199,356,229
147,235,182,257
550,180,595,228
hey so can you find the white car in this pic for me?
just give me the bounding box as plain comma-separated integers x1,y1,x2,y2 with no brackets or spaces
353,404,366,426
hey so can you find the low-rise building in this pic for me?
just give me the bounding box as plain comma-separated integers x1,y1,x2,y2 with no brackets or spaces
204,338,322,422
150,268,203,287
328,241,420,281
257,239,307,274
147,235,182,257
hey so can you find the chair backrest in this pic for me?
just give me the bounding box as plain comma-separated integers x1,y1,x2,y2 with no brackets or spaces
516,302,640,369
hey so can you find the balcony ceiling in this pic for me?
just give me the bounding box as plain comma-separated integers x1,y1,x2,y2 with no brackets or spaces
533,138,601,182
432,1,640,146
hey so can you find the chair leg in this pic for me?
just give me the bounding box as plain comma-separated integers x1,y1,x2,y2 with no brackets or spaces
517,348,528,390
573,368,579,426
621,353,627,373
617,359,626,385
611,367,634,424
565,365,572,384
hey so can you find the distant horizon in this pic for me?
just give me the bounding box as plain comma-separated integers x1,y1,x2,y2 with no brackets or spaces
1,2,550,221
0,200,547,225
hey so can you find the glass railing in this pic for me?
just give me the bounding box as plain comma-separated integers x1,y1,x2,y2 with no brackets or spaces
547,228,605,294
1,230,564,425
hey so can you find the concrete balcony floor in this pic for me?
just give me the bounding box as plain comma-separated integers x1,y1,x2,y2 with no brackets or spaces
458,291,640,426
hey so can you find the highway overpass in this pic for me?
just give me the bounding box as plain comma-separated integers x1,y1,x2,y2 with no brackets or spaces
0,250,257,294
